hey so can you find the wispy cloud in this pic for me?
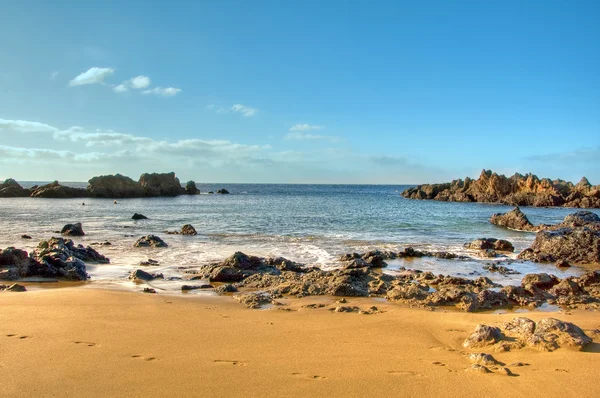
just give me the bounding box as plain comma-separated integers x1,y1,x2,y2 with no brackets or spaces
142,87,182,97
289,124,324,132
232,104,259,117
50,71,60,81
526,146,600,165
285,132,342,143
68,67,115,87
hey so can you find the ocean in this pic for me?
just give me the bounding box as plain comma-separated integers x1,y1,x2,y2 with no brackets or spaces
1,183,597,292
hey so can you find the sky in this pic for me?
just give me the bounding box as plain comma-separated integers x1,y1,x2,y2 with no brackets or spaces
0,0,599,184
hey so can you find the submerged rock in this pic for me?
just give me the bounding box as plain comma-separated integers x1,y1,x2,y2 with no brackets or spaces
134,235,168,248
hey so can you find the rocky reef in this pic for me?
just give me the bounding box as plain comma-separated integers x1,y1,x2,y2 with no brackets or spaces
0,172,206,199
402,169,600,208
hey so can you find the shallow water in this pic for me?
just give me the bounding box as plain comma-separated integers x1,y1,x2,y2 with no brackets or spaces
1,183,598,289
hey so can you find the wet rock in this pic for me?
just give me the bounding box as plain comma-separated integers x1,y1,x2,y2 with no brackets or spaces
138,172,186,196
185,180,200,195
222,252,263,270
361,251,387,268
556,259,571,268
208,266,247,282
132,213,148,220
30,181,87,198
214,284,238,294
134,235,168,248
464,238,514,252
140,259,160,266
483,263,520,275
129,269,163,281
143,287,157,294
490,207,537,231
181,284,213,291
216,189,230,194
521,273,560,290
21,234,32,239
180,224,197,235
61,222,85,237
87,174,146,198
518,227,600,264
463,325,504,348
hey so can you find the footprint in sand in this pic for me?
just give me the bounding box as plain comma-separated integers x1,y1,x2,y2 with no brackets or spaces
214,360,246,366
432,361,446,366
555,368,569,373
291,373,326,380
131,355,159,361
8,335,31,339
74,341,97,347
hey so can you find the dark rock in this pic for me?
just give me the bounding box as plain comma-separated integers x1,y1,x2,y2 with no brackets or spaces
21,234,32,239
518,227,600,264
556,259,571,268
216,189,230,194
180,224,197,235
561,211,600,227
0,178,29,197
30,181,87,198
214,284,238,294
490,207,537,231
143,287,157,294
132,213,148,220
185,181,200,195
134,235,168,248
483,263,520,275
138,172,185,196
464,238,514,252
140,259,160,266
61,222,85,237
1,283,27,292
129,269,163,281
521,273,560,290
181,284,213,291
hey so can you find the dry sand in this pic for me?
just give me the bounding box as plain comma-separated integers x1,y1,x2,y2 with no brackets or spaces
1,288,599,397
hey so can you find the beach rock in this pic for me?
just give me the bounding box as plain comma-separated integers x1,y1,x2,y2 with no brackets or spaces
466,364,492,374
483,263,520,275
518,227,600,264
234,291,272,308
21,234,32,239
214,284,238,294
333,306,361,313
464,238,514,252
0,283,27,292
221,252,263,270
143,287,157,294
138,172,185,196
180,224,197,235
521,273,560,290
529,318,592,351
463,325,504,348
561,210,600,228
61,222,85,237
29,181,87,198
469,353,503,366
490,207,537,231
549,278,583,297
129,269,163,281
181,284,213,291
361,251,388,267
134,235,168,248
140,259,160,266
555,259,571,268
216,189,230,194
185,181,200,195
0,178,29,197
87,174,146,198
132,213,148,220
402,170,599,208
386,284,430,301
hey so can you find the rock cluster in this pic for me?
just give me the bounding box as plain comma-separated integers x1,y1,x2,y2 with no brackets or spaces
402,170,600,208
0,172,199,199
0,237,109,281
463,317,592,352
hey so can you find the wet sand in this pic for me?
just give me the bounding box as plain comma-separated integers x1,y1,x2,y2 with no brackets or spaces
1,288,599,397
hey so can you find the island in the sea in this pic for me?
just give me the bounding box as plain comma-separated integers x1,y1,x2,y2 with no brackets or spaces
402,169,600,208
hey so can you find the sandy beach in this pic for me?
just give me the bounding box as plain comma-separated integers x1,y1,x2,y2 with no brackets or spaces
1,287,598,398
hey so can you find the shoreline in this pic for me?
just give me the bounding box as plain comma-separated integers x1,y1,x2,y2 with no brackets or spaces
1,287,599,398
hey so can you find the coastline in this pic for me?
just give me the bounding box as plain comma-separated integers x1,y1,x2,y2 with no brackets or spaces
1,287,599,398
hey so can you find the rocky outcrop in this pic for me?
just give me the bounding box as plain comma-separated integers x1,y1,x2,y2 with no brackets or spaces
180,224,197,235
402,170,600,208
134,235,168,248
0,179,29,197
61,222,85,236
87,174,146,198
132,213,148,220
138,172,185,196
463,317,592,352
490,207,537,231
185,181,200,195
30,181,87,198
216,189,230,194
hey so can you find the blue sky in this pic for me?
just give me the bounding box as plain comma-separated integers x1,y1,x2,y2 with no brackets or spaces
1,0,599,184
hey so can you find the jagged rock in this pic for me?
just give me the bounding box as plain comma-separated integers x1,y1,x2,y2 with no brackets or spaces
402,170,599,208
521,273,560,290
561,211,600,228
87,174,146,198
556,259,571,268
30,181,87,198
464,238,514,252
139,172,185,196
132,213,148,220
528,318,592,351
0,178,29,197
61,222,85,237
185,181,200,195
490,207,537,231
214,284,238,294
180,224,197,235
469,353,503,366
463,325,503,348
129,269,163,281
234,291,272,308
216,189,230,194
386,284,430,301
518,227,600,264
134,235,168,248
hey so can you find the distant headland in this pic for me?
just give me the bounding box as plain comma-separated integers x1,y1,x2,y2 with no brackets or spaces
402,169,599,208
0,172,229,198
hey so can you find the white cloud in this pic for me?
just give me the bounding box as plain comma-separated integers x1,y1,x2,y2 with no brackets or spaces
0,118,58,134
232,104,258,117
113,84,128,93
68,67,115,87
142,87,181,97
130,75,151,89
284,132,342,143
289,124,324,132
